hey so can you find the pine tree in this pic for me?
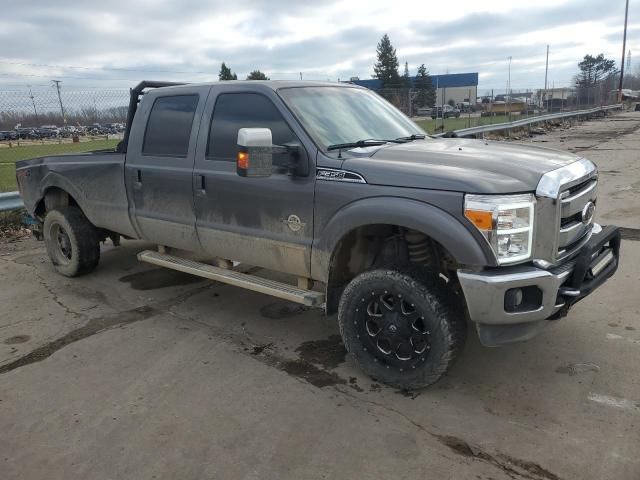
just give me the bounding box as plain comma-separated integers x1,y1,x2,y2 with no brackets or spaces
575,53,616,87
414,64,436,108
246,70,269,80
373,34,400,88
219,62,237,81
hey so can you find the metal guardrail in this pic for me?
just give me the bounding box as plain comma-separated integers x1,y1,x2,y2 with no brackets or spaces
0,104,625,214
0,191,23,212
436,104,623,138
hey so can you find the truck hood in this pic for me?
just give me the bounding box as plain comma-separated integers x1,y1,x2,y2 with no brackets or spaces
341,138,583,194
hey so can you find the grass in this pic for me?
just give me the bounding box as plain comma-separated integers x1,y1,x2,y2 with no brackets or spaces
0,139,119,192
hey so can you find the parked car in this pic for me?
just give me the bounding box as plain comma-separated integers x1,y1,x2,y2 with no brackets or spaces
431,105,460,119
0,130,17,141
35,126,60,138
457,102,475,113
16,81,621,389
15,128,37,139
415,106,433,116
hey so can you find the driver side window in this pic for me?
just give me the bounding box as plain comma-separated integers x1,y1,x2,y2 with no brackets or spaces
207,93,298,167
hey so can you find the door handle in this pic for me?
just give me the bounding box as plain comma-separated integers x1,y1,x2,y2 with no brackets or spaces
197,174,206,194
134,169,142,189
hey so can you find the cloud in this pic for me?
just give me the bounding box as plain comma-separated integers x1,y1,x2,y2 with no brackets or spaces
0,0,638,91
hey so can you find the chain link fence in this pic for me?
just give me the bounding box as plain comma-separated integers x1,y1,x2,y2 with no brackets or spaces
377,81,621,135
0,87,129,191
0,80,625,192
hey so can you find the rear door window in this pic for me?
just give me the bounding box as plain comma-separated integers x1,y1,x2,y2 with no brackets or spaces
143,95,199,157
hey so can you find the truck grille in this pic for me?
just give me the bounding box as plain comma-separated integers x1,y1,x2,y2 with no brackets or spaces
556,177,597,261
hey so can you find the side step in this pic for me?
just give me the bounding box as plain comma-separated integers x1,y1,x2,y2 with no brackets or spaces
137,250,325,307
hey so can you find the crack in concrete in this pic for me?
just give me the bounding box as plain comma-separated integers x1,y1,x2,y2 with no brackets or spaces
0,284,212,375
0,305,157,374
334,386,561,480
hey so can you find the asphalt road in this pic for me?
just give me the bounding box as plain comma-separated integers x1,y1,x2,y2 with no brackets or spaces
1,112,640,480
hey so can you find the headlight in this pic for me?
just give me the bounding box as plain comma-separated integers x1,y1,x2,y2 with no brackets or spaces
464,193,535,265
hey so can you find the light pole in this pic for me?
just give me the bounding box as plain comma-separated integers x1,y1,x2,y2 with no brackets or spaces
507,56,512,121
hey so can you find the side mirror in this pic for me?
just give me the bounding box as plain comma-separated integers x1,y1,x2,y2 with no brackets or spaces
237,128,273,177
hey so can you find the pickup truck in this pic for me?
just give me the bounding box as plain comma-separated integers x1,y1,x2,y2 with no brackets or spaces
16,81,621,389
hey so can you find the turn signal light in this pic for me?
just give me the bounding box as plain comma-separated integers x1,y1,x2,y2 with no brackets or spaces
237,151,249,170
464,209,493,230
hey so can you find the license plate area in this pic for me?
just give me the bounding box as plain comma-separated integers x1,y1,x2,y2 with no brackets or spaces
589,248,614,278
564,225,621,299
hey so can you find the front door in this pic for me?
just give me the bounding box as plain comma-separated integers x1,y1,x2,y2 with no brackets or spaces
125,86,210,250
193,87,316,277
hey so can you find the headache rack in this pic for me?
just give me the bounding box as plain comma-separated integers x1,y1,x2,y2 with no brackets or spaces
117,80,187,153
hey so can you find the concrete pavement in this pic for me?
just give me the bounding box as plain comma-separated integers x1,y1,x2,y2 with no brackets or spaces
1,111,639,480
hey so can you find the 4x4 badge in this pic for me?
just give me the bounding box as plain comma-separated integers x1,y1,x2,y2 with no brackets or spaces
283,214,305,232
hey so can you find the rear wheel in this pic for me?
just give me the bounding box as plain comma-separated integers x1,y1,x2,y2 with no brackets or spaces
43,207,100,277
338,269,466,389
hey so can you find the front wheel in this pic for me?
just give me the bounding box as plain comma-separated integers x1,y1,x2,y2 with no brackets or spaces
43,206,100,277
338,269,466,389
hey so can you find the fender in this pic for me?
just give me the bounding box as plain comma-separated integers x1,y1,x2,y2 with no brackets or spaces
311,196,496,282
39,172,86,211
33,169,139,239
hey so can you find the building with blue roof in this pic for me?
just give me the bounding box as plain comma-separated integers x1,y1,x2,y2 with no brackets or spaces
349,72,479,107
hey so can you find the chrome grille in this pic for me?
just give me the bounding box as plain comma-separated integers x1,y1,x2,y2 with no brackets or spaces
535,158,598,266
557,177,597,260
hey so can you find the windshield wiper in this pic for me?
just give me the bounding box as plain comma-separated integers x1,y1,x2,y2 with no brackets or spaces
395,134,427,141
327,138,407,151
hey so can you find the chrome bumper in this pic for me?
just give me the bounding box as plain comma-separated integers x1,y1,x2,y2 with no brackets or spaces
458,224,620,328
457,265,569,326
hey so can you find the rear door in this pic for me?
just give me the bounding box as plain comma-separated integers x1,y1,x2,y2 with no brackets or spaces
193,86,316,277
125,86,210,250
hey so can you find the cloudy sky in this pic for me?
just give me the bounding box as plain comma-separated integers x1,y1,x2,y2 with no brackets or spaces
1,0,639,93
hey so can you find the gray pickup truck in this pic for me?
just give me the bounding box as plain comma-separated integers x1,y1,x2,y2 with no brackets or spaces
16,81,621,389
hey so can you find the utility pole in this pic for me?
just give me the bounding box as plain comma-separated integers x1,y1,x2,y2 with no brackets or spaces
52,80,66,125
544,45,549,110
618,0,629,102
27,85,39,123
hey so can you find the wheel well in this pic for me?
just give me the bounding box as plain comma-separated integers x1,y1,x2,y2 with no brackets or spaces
35,187,79,219
325,224,460,314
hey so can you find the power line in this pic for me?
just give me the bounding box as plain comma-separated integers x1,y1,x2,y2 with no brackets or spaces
0,60,211,75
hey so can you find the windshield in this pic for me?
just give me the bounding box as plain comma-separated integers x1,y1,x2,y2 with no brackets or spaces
278,86,426,151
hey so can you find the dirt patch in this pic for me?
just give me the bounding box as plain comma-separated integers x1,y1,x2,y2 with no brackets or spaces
294,334,346,370
119,268,204,290
248,337,347,388
277,358,346,388
555,363,600,376
4,335,31,345
434,434,561,480
0,225,31,242
620,227,640,242
260,301,310,320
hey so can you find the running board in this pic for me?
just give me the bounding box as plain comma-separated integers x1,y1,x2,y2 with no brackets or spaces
137,250,325,307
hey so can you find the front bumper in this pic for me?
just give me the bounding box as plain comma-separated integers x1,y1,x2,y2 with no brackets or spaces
458,225,621,346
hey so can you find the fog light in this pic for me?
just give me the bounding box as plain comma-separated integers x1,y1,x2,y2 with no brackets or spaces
504,286,543,313
504,288,523,311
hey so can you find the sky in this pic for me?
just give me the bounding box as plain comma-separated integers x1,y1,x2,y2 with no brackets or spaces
0,0,639,93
